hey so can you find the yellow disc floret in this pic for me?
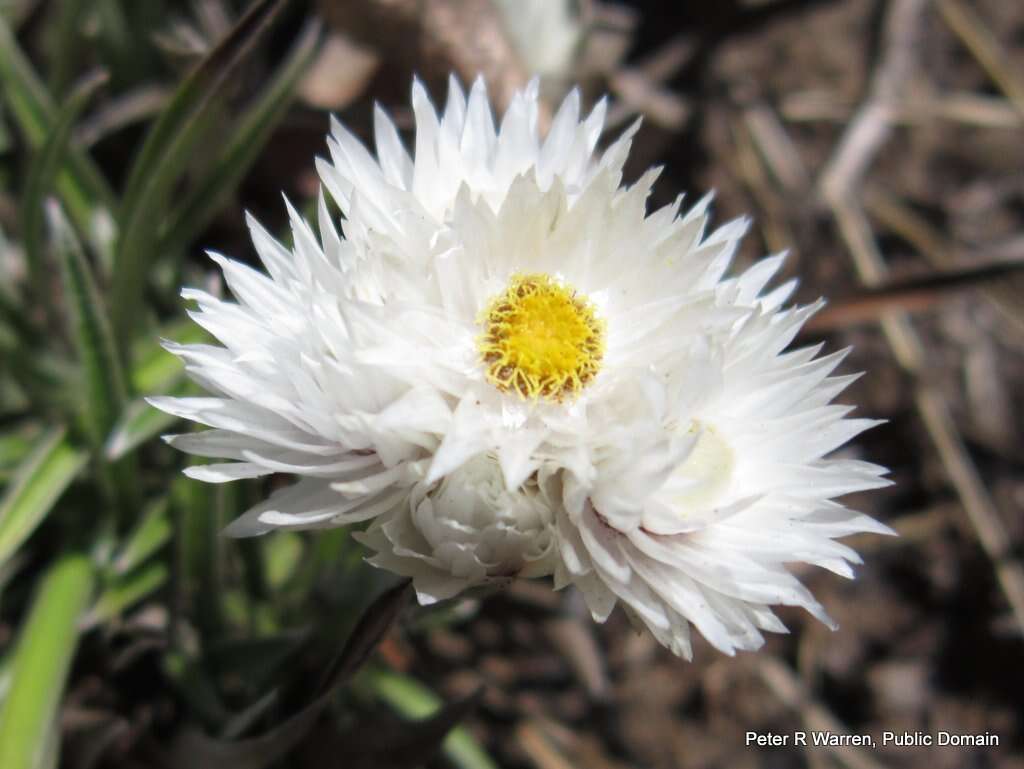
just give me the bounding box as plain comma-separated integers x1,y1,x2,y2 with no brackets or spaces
478,273,605,402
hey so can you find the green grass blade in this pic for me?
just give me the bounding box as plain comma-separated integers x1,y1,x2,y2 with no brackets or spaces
107,320,207,460
0,101,11,152
0,652,11,703
0,554,95,769
34,719,59,769
362,668,500,769
47,201,128,445
93,0,131,70
105,395,181,461
130,320,207,393
160,20,322,253
0,333,70,418
0,18,52,153
0,18,116,237
0,425,41,483
45,0,88,97
173,470,225,640
22,71,107,304
110,0,287,350
83,561,168,629
0,249,38,344
0,427,86,569
107,317,209,461
116,0,286,208
113,496,171,574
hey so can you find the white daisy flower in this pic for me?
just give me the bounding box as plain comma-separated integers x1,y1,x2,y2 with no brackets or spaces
153,75,893,659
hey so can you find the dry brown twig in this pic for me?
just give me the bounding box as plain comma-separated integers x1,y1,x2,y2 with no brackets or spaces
864,187,1024,333
818,0,927,200
815,0,1024,636
805,255,1024,332
516,721,577,769
782,91,1024,129
605,32,692,131
299,33,380,110
317,0,535,114
742,100,810,195
516,715,630,769
754,656,890,769
542,619,610,703
831,201,1024,634
938,0,1024,120
726,112,797,256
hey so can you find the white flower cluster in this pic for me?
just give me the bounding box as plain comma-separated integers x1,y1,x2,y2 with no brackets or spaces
153,77,892,658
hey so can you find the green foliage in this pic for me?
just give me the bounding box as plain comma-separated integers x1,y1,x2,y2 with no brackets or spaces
0,555,94,769
110,0,289,348
159,19,323,255
0,428,86,569
48,201,127,446
0,18,116,250
0,6,493,767
362,667,501,769
22,71,107,303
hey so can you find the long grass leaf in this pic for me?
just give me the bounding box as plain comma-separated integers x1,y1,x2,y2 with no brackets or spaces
110,0,287,349
0,19,116,238
0,652,11,706
160,20,322,253
0,427,86,569
83,561,168,629
0,17,55,148
173,468,224,640
105,322,208,459
105,396,181,461
164,582,411,769
22,71,107,305
0,333,70,417
363,668,499,769
116,0,285,208
131,320,207,393
0,426,41,483
45,0,88,97
0,244,39,344
0,554,95,769
113,497,171,574
47,201,127,445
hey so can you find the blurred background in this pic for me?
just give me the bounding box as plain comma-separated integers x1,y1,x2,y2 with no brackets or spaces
0,0,1022,767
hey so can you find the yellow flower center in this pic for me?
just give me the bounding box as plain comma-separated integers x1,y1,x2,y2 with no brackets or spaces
478,273,605,402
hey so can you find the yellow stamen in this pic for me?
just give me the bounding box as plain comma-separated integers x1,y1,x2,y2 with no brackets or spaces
478,273,605,402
